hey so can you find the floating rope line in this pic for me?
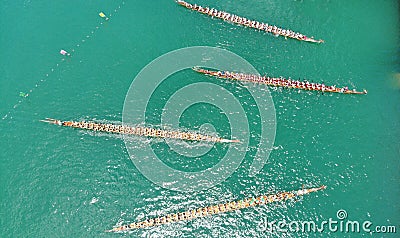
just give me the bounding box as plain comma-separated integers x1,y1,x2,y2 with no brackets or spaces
176,0,324,44
41,118,239,143
106,185,326,232
1,1,126,120
193,67,367,95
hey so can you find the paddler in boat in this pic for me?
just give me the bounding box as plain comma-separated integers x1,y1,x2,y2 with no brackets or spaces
107,124,112,131
219,204,226,212
260,23,266,30
224,13,230,20
114,125,120,133
236,16,242,23
129,223,136,229
148,219,154,226
213,205,220,213
195,208,201,217
296,34,303,40
207,206,214,214
221,11,227,18
117,125,123,133
279,193,285,200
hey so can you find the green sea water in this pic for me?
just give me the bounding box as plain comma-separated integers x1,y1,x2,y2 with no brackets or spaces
1,0,399,237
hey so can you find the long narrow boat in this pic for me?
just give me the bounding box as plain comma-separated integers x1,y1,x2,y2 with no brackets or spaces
41,118,239,143
106,185,326,232
176,0,323,44
193,67,367,95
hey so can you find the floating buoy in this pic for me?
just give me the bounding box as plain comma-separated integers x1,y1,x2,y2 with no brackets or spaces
59,49,69,56
99,12,109,20
19,92,28,98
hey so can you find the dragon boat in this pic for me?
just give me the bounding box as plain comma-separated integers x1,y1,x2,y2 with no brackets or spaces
193,67,367,95
106,185,326,232
41,118,239,143
176,0,323,43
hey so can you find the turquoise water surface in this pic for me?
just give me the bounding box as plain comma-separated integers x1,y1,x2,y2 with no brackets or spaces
1,0,399,237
